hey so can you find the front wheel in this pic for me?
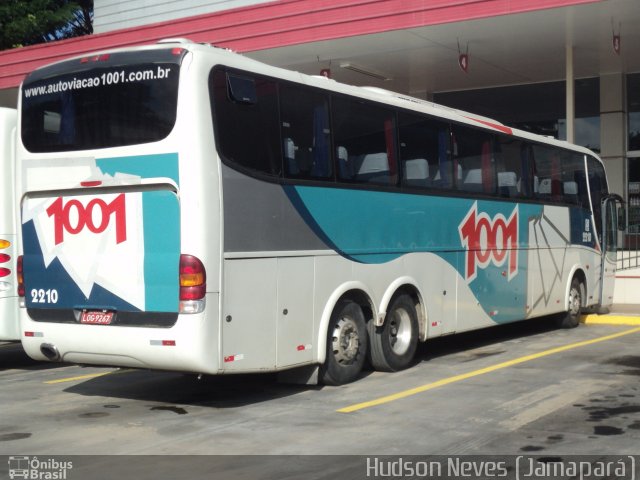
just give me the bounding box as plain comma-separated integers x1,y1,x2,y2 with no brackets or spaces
320,299,368,385
556,277,583,328
368,294,419,372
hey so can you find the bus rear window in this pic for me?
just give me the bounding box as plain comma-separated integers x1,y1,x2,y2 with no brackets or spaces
21,52,182,152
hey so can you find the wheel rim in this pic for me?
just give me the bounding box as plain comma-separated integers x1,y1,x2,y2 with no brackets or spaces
331,316,361,365
569,286,581,316
388,307,412,356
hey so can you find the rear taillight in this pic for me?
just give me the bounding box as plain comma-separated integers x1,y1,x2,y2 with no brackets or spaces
179,254,206,301
17,255,24,297
0,241,10,279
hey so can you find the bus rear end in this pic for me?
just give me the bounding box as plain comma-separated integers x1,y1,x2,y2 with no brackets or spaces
17,44,221,372
0,108,19,340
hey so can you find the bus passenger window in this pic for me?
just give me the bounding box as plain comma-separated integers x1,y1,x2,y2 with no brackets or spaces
533,145,587,205
532,145,556,201
398,112,451,190
494,137,527,199
452,125,496,194
559,153,588,206
210,69,281,177
332,96,398,186
280,84,332,180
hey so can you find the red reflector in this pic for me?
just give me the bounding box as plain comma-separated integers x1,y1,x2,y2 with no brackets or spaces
80,57,89,63
24,332,35,337
80,180,102,187
180,285,206,301
98,54,110,61
0,253,10,263
297,345,305,351
0,268,9,278
162,340,176,346
171,48,184,55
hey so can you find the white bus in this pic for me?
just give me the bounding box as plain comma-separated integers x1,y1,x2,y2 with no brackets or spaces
16,40,622,384
0,107,19,341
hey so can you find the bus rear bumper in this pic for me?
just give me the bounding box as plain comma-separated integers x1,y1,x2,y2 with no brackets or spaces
19,293,222,374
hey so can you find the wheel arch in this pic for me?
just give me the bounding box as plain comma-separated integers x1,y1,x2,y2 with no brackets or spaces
565,266,587,311
316,282,376,365
378,277,427,342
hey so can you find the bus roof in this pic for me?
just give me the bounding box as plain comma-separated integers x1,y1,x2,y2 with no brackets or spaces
21,38,601,163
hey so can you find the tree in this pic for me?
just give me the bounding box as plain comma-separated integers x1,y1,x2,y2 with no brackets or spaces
0,0,93,51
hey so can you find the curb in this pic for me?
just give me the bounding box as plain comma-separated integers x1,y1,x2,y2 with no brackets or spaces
580,314,640,326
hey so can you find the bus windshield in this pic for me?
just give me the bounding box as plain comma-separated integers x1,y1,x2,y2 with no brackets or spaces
21,48,185,153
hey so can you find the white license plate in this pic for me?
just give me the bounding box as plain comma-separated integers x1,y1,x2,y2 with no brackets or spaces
80,310,114,325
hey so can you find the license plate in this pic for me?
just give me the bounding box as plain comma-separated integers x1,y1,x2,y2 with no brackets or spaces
80,310,114,325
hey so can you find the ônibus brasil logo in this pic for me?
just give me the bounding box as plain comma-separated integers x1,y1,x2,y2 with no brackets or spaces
458,202,519,282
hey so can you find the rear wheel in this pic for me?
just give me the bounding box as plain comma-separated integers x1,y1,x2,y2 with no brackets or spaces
556,277,583,328
320,299,368,385
368,294,419,372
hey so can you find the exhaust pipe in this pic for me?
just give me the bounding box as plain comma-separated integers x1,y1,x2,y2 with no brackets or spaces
40,343,61,361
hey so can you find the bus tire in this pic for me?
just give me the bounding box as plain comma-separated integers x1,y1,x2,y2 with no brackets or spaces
368,294,419,372
556,277,583,329
320,299,368,385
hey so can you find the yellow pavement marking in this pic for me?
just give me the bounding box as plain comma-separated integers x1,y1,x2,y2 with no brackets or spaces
581,314,640,326
337,326,640,413
45,368,132,384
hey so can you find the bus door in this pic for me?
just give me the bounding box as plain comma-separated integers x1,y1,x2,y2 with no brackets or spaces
600,195,624,307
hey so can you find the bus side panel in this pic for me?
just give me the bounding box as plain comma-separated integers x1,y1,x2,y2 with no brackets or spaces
0,108,18,340
221,163,330,371
401,251,459,337
222,166,559,330
221,165,329,255
292,185,547,325
221,257,316,371
222,258,277,370
528,206,567,316
526,205,599,317
276,257,315,366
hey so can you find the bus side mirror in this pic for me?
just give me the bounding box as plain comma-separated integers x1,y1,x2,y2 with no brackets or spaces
618,206,626,231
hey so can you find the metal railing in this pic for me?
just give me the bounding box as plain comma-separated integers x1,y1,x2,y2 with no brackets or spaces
617,230,640,271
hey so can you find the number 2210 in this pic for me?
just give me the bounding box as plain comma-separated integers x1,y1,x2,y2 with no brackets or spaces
30,288,59,304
